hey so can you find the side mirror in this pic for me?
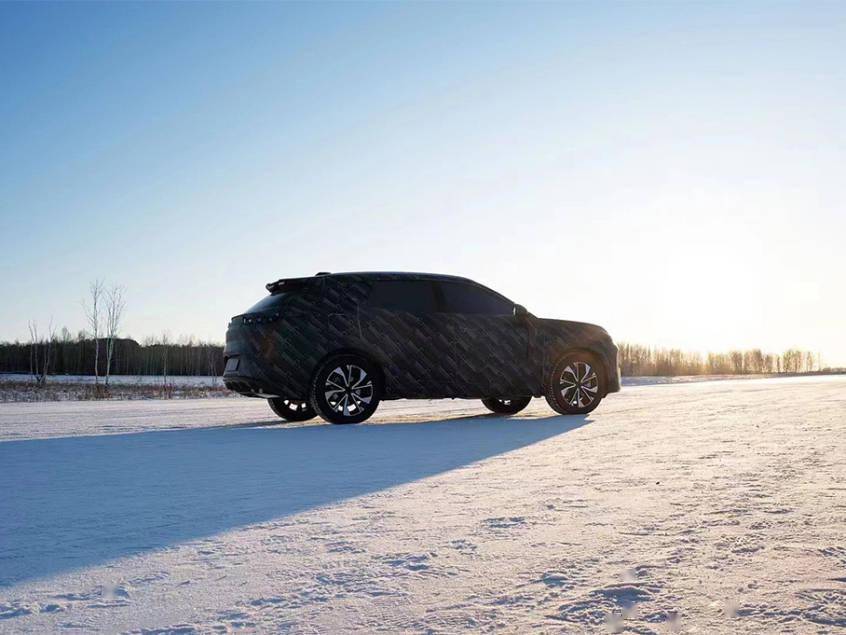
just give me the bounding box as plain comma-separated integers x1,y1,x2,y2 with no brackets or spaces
513,304,529,321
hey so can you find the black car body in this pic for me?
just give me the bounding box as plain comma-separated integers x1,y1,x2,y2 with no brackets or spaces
224,272,619,423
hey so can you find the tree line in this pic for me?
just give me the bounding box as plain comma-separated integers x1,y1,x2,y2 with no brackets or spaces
10,280,222,384
0,333,223,378
0,336,828,380
2,279,831,381
617,342,823,376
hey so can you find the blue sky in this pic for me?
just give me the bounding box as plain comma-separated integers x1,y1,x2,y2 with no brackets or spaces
2,2,844,364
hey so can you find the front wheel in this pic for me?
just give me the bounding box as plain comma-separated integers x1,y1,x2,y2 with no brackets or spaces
544,353,605,415
481,396,531,414
310,354,382,424
268,398,316,422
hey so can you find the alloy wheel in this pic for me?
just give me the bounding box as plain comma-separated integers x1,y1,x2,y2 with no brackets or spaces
559,361,599,409
481,395,532,415
268,396,316,422
324,364,374,418
280,399,310,415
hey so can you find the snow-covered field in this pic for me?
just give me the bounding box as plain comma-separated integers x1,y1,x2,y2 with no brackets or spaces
3,373,828,403
0,374,222,387
0,372,795,389
1,376,844,633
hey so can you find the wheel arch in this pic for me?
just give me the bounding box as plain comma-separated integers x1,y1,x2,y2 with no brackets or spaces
309,347,386,391
544,346,612,397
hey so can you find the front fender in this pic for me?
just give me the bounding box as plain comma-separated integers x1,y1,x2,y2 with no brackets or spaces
540,338,620,396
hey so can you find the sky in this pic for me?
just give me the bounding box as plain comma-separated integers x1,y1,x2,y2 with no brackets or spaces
1,2,844,364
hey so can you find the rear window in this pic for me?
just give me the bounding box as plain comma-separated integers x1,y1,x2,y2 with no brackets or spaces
245,292,296,314
368,280,437,314
437,282,514,315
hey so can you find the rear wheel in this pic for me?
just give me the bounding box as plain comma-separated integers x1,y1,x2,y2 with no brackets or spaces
268,398,315,422
481,396,531,414
544,352,605,415
310,354,382,424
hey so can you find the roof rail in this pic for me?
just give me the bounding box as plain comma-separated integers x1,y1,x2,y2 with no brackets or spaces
315,271,331,276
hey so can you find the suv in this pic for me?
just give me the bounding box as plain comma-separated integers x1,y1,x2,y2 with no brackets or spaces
224,272,620,424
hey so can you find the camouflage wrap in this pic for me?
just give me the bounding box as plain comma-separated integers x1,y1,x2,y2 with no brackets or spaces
223,272,620,401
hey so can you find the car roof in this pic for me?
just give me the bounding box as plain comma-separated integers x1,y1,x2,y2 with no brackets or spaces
325,271,476,284
265,271,482,293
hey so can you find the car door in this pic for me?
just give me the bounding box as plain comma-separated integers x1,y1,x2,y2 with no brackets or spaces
434,281,534,398
359,279,457,398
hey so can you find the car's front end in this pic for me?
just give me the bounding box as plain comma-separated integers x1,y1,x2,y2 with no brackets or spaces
537,318,621,396
604,338,621,395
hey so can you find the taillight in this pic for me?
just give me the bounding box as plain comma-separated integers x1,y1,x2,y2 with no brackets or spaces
242,312,281,325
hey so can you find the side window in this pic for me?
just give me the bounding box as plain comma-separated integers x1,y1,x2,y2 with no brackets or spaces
438,282,514,315
368,280,437,314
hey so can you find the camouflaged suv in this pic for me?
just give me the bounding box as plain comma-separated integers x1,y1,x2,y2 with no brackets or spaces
223,272,620,424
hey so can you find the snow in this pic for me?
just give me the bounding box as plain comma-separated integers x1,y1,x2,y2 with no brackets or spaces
1,375,844,632
1,373,822,404
0,372,792,389
0,374,221,387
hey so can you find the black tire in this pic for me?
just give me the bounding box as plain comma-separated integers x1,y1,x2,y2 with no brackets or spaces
481,396,532,415
310,354,382,424
544,352,605,415
268,398,316,422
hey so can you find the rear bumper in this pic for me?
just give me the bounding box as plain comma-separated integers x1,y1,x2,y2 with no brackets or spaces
223,321,280,398
223,355,279,399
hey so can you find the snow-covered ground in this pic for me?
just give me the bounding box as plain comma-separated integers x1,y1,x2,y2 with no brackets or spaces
0,374,222,387
1,376,844,633
0,372,798,389
3,373,830,404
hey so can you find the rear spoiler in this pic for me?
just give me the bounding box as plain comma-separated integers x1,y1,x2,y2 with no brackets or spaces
265,275,323,293
266,272,331,293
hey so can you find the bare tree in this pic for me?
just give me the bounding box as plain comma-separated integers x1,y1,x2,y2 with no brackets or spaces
83,280,104,387
207,345,220,384
729,350,745,374
804,351,816,373
39,318,56,386
160,331,170,390
781,349,802,373
104,285,126,387
26,319,55,386
27,321,39,381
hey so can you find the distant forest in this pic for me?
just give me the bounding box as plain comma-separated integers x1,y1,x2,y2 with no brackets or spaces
0,334,222,378
617,342,823,376
0,336,826,379
6,281,827,382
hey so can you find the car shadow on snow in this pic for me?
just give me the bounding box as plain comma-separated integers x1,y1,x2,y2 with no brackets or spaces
0,414,589,586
